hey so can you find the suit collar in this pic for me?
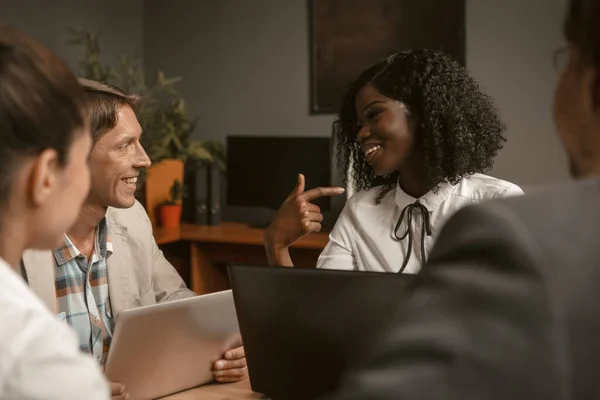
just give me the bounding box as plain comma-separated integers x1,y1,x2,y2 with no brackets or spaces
105,207,135,318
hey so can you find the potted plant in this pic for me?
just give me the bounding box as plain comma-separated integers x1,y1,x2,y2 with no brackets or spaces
159,180,183,229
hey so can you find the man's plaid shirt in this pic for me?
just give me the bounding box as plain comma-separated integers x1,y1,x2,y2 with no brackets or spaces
54,218,114,365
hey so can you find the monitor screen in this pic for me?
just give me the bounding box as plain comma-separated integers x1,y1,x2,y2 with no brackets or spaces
226,136,332,211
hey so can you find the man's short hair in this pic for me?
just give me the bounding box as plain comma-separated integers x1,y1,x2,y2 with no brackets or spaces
565,0,600,64
78,78,141,143
0,25,87,206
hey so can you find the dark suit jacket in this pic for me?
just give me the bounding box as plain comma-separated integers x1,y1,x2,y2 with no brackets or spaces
327,178,600,400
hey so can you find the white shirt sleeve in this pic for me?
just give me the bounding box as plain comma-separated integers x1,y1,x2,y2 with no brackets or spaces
316,201,358,271
1,305,109,399
503,183,525,197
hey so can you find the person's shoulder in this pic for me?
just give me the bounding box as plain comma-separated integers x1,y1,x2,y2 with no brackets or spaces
0,262,75,361
105,201,154,250
0,263,108,399
449,178,600,240
453,173,524,201
493,177,600,214
106,200,151,229
434,178,600,283
0,261,47,314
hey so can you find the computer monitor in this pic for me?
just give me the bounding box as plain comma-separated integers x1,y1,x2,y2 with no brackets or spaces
226,136,332,211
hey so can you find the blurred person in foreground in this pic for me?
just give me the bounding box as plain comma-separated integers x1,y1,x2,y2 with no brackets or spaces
0,26,108,399
326,0,600,398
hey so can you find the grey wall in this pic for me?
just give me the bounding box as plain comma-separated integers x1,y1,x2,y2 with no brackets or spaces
3,0,570,189
144,0,570,189
467,0,569,188
143,0,335,142
1,0,144,73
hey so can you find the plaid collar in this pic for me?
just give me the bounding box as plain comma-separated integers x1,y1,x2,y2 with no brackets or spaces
53,217,113,267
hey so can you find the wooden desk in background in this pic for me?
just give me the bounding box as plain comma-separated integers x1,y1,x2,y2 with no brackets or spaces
154,222,330,294
159,380,262,400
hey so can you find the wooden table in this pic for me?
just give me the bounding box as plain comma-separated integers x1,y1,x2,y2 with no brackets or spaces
158,380,264,400
154,222,330,294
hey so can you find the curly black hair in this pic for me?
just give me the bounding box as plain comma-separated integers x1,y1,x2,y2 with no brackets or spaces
333,49,507,203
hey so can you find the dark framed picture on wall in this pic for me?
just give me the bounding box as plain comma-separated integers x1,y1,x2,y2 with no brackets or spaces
309,0,466,114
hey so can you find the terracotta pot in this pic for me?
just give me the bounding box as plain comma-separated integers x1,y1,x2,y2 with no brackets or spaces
159,204,182,229
145,159,184,225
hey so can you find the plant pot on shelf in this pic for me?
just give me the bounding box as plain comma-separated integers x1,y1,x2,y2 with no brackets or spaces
157,179,184,229
145,159,184,226
159,204,182,229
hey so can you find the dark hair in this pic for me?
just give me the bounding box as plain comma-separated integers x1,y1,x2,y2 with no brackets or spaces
334,49,506,203
0,25,87,206
78,78,140,143
565,0,600,64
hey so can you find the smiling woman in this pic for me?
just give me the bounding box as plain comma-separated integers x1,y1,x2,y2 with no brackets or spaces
264,49,523,273
337,50,510,203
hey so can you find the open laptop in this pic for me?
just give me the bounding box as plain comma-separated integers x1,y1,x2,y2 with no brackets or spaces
228,265,412,400
105,290,241,400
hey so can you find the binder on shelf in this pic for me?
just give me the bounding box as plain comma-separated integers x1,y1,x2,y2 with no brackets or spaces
183,161,208,225
208,164,222,226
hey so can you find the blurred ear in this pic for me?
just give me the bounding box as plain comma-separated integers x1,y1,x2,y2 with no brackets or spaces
580,64,600,162
28,149,59,207
591,65,600,111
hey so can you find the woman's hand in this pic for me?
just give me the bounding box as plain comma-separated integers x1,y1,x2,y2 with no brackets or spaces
264,174,344,266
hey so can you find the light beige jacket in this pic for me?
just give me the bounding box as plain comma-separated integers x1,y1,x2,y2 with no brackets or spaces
21,201,195,318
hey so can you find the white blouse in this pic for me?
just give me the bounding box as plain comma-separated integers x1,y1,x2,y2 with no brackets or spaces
317,173,523,274
0,258,109,399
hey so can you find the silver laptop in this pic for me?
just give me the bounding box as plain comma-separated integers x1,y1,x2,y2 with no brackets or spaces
105,290,241,400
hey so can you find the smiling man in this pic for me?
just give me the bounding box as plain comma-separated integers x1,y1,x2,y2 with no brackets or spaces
21,79,247,400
